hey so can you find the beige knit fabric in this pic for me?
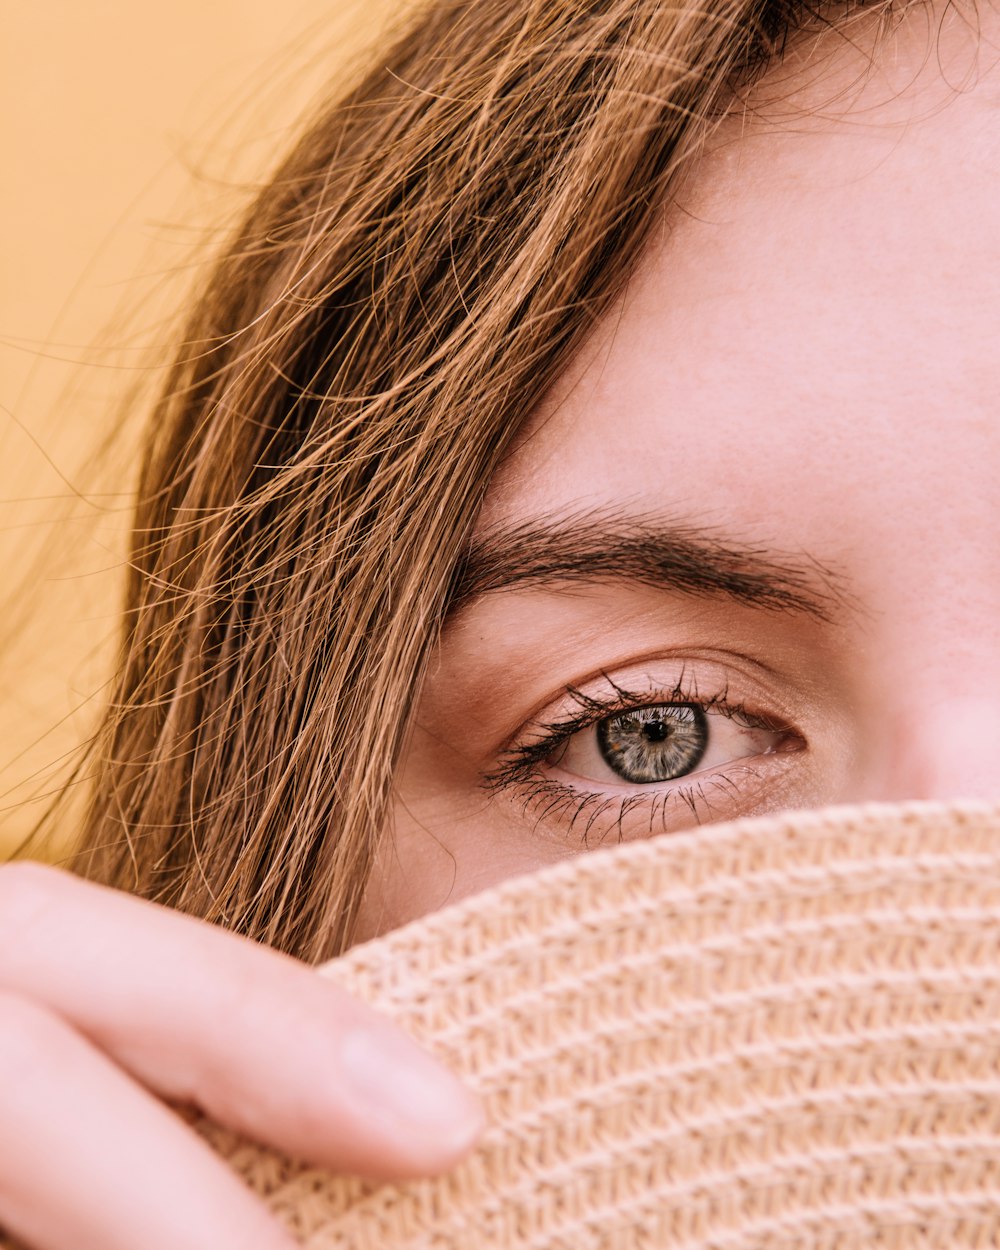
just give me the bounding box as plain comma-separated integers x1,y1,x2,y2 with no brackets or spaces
187,800,1000,1248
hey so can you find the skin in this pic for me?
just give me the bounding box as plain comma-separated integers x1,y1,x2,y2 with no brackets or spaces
2,4,997,1248
357,0,1000,940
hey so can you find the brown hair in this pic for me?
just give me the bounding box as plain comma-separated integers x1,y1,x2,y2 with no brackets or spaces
70,0,895,961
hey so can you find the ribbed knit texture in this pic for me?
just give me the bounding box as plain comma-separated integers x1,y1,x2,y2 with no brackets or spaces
8,801,1000,1247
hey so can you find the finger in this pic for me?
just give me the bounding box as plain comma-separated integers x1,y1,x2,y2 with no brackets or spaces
0,863,482,1180
0,991,297,1250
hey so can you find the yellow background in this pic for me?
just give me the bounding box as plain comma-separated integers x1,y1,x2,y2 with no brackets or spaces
1,2,393,857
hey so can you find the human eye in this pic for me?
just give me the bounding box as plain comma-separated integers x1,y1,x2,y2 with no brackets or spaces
485,661,805,845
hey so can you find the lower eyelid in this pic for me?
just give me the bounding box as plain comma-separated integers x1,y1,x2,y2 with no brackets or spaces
506,747,808,847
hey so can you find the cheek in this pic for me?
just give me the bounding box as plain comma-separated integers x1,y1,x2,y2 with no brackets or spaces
353,795,574,943
354,710,570,942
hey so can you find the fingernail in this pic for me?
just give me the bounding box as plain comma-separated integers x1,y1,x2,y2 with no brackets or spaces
339,1027,485,1160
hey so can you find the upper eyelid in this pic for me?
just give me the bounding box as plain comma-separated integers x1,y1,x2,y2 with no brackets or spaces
529,672,755,739
494,644,793,742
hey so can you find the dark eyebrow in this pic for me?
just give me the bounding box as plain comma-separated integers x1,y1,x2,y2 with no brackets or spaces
449,508,849,620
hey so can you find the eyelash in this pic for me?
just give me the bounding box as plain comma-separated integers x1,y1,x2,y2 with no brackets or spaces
484,670,794,844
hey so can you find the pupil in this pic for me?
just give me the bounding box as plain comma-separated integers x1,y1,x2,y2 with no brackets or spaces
643,720,670,743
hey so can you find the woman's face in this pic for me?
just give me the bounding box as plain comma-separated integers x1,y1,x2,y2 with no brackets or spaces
356,3,1000,941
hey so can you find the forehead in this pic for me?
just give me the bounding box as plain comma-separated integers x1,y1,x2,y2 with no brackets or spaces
478,2,1000,587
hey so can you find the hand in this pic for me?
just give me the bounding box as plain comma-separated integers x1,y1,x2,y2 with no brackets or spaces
0,863,483,1250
